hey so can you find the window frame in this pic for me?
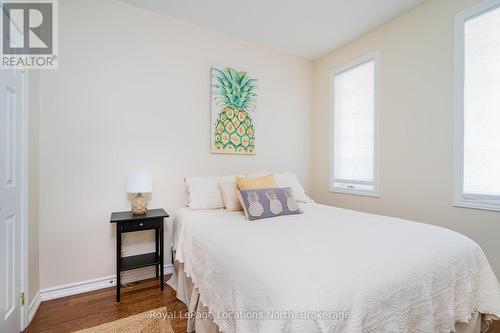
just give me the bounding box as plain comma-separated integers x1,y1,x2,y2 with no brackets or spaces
453,0,500,212
329,51,380,197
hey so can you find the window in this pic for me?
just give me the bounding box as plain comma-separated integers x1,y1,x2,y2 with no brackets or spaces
330,52,379,196
454,1,500,211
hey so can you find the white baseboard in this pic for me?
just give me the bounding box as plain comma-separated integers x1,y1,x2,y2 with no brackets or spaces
27,291,41,323
38,263,174,302
25,264,174,323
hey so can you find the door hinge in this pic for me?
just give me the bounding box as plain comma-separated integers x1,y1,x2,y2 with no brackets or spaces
19,292,25,306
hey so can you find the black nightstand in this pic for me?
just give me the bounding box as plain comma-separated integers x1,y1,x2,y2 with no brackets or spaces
110,208,169,302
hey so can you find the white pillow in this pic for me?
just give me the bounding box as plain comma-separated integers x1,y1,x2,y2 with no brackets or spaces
185,175,240,209
275,172,313,203
218,181,243,212
245,172,313,203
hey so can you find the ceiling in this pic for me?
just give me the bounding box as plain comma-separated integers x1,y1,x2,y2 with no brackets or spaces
120,0,424,59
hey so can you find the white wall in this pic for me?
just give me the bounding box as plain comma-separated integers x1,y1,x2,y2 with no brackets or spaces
312,0,500,277
38,0,312,289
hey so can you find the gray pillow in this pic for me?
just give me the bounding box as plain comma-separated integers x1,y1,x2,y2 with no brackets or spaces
237,187,302,221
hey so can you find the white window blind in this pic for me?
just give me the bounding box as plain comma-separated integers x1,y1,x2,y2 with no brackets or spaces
331,53,378,195
455,2,500,210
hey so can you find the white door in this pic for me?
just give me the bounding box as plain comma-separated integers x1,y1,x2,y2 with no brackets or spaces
0,66,24,333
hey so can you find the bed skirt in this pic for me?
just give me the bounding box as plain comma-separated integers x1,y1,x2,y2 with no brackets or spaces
167,260,484,333
167,260,220,333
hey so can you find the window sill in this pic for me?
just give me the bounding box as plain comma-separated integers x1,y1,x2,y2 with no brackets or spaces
329,187,380,198
453,200,500,212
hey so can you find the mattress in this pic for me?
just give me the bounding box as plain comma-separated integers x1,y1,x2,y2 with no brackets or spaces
170,203,500,332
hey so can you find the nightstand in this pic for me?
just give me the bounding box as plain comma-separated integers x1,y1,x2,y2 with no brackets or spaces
110,208,169,302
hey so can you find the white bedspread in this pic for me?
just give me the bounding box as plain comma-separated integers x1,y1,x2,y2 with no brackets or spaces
172,203,500,333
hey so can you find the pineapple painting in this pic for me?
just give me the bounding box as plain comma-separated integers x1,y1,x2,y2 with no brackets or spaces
211,67,257,154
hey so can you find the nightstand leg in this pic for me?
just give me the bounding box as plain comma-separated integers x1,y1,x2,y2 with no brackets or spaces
155,228,159,278
116,226,121,302
160,223,164,291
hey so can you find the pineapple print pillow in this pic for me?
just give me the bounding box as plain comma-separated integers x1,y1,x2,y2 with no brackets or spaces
237,187,302,221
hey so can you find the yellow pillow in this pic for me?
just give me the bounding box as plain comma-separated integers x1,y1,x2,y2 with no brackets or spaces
235,174,277,190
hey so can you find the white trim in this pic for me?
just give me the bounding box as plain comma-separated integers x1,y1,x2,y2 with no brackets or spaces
20,70,30,330
39,264,173,302
454,201,500,213
26,264,174,321
329,50,381,198
40,276,117,301
453,0,500,212
27,291,41,324
329,187,380,198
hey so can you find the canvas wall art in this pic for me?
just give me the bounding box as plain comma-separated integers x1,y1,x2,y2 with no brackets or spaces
211,66,257,154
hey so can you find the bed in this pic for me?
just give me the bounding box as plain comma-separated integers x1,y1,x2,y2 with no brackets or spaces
167,202,500,333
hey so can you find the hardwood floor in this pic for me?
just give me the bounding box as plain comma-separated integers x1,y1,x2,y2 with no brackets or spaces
24,276,500,333
489,320,500,333
24,277,188,333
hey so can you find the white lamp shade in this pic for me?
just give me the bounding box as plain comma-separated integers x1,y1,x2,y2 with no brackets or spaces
127,172,152,193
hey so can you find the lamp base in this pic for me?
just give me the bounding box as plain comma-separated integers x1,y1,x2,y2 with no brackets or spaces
131,193,147,215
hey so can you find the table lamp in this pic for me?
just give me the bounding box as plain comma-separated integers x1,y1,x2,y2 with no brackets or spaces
127,172,152,215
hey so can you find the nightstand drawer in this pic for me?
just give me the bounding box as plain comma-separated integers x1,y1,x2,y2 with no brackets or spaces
119,219,160,232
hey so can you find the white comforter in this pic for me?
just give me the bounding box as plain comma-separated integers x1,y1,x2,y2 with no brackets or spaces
172,203,500,333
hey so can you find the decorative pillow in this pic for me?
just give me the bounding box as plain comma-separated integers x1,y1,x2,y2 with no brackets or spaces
218,181,243,212
235,174,277,190
185,175,240,209
245,172,272,178
237,187,302,221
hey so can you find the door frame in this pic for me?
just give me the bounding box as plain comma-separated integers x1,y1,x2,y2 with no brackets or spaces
19,70,30,331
